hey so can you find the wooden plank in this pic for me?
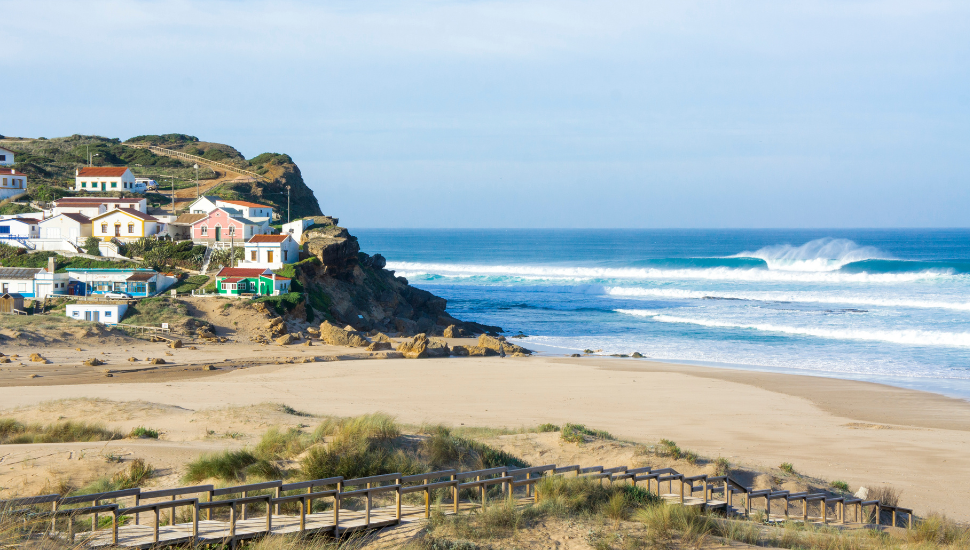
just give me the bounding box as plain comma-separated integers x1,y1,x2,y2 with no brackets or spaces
138,486,213,500
212,481,281,497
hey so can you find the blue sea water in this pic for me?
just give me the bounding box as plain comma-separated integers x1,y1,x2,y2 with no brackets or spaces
353,229,970,400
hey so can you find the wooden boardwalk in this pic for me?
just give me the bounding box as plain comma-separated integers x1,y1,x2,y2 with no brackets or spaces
1,464,916,548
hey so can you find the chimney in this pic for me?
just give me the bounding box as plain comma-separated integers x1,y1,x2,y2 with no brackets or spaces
48,256,55,274
75,168,79,176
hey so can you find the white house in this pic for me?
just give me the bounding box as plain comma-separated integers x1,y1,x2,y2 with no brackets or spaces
38,213,91,242
52,197,148,218
74,167,137,192
282,218,314,243
67,268,174,297
0,267,42,297
216,199,274,220
0,217,40,242
66,303,128,326
0,168,27,199
91,208,160,242
243,234,299,269
34,258,70,299
187,196,220,214
0,147,14,166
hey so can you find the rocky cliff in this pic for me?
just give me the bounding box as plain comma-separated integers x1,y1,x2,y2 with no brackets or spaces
286,216,500,336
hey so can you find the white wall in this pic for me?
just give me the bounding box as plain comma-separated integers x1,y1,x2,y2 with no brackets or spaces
0,149,13,165
66,303,128,325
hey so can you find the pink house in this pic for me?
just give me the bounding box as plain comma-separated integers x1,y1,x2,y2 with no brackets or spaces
190,207,271,244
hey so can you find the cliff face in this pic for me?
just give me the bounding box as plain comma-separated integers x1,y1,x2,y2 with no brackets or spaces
288,217,500,336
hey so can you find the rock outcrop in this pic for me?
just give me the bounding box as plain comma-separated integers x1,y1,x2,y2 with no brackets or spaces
318,321,368,347
289,222,503,338
478,334,531,356
397,334,429,359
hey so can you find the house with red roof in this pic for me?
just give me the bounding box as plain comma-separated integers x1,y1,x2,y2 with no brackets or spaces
214,266,291,296
52,196,148,218
74,167,136,192
242,234,299,269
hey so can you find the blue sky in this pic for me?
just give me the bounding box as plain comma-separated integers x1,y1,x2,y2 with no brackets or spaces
2,1,968,228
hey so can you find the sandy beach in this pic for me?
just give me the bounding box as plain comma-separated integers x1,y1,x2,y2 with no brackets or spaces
1,347,968,521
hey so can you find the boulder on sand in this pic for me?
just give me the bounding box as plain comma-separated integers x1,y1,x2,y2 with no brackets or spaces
452,345,495,357
427,338,451,357
397,333,429,359
319,321,368,347
366,341,393,351
276,333,297,346
29,353,47,363
372,332,393,343
442,325,459,338
83,358,104,366
478,334,531,356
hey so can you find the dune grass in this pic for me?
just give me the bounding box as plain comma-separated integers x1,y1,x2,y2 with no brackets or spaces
559,423,614,443
0,418,122,444
128,426,159,439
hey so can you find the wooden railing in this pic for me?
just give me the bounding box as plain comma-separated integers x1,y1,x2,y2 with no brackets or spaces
0,462,918,548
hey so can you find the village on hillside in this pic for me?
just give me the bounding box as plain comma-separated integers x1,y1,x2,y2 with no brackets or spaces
0,138,317,327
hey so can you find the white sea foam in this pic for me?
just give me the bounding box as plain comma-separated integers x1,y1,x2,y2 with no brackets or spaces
388,262,951,284
614,309,970,348
732,238,890,272
605,287,970,312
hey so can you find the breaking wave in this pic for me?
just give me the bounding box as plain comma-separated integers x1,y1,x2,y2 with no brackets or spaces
614,310,970,349
731,238,890,272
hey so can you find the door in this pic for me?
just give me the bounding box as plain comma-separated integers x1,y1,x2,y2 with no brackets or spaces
215,226,221,241
267,250,274,263
114,224,121,237
84,311,92,321
93,311,99,322
2,283,7,293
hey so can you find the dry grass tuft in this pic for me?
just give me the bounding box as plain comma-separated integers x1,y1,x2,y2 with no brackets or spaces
0,418,122,444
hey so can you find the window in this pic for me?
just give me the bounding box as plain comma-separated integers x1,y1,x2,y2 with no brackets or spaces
0,226,8,234
228,225,235,236
82,182,87,188
0,155,5,161
18,283,26,291
128,223,134,234
101,223,108,233
104,310,112,318
2,178,6,186
251,250,257,261
111,182,117,188
283,250,288,261
72,311,79,317
221,282,228,290
201,225,208,236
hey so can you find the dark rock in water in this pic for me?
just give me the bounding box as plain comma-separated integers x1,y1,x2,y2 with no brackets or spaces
570,353,581,357
632,352,644,358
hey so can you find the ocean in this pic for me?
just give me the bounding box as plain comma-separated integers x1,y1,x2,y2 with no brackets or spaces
354,229,970,400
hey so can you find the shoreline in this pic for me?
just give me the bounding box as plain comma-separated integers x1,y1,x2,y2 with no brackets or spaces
1,350,968,519
526,341,970,402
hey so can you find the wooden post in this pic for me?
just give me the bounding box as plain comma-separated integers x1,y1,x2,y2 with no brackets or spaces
68,515,75,543
192,503,199,547
679,478,685,504
766,495,771,520
93,499,100,534
171,494,177,526
134,494,140,525
333,493,340,531
207,490,214,521
784,497,789,520
425,487,430,518
242,491,248,521
396,487,402,523
822,501,828,524
892,507,897,528
112,513,118,545
230,503,237,542
803,500,808,522
526,472,531,498
154,508,160,543
299,498,306,531
480,484,486,510
365,492,372,526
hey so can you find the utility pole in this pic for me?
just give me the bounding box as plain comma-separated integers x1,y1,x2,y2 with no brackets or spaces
194,163,199,198
286,185,291,223
171,176,176,215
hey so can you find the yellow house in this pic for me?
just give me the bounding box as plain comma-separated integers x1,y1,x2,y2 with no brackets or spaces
91,208,161,242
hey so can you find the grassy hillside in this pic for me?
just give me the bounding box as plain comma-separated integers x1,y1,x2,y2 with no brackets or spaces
0,134,323,218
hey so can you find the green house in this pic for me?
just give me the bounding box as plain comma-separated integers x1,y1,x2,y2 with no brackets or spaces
215,267,292,296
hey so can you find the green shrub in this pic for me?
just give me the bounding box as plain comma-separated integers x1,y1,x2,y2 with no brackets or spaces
560,423,613,444
83,236,101,256
657,438,682,459
779,462,796,475
714,457,730,476
831,480,849,492
0,418,122,444
537,423,559,433
183,449,279,482
129,426,159,439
